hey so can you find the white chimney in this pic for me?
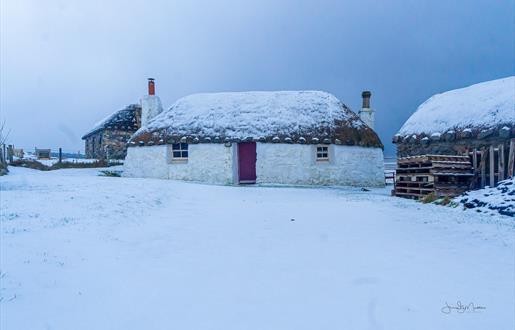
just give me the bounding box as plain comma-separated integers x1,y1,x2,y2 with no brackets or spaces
141,78,164,127
359,91,375,129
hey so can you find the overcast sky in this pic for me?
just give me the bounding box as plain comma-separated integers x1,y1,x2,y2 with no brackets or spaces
1,0,513,155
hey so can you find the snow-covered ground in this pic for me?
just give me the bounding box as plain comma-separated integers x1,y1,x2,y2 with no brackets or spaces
17,154,99,167
455,178,515,217
32,158,99,166
0,168,513,330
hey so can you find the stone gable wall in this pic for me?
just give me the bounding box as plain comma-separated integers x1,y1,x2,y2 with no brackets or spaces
85,129,135,160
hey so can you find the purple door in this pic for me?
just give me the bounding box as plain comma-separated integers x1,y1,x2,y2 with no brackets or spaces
238,142,257,184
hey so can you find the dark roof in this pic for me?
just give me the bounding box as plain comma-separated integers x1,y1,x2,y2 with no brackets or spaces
392,125,514,145
82,104,141,139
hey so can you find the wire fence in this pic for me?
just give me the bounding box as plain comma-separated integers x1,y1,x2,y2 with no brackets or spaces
1,144,86,163
5,145,83,157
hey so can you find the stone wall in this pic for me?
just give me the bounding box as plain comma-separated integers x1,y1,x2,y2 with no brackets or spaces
84,132,103,159
396,136,511,157
123,143,385,187
394,124,514,157
85,129,135,160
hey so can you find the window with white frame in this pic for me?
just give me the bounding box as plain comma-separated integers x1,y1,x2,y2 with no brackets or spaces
171,143,188,161
316,146,329,161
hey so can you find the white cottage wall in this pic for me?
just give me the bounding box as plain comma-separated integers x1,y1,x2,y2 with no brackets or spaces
123,144,235,184
168,144,234,184
334,145,385,186
255,143,384,186
124,143,384,187
123,145,169,179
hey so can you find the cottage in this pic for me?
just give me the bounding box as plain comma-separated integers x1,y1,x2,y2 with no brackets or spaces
82,103,142,159
393,76,515,189
123,81,385,186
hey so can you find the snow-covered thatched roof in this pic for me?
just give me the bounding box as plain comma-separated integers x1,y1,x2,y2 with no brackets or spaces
130,91,382,148
397,76,515,138
82,104,141,139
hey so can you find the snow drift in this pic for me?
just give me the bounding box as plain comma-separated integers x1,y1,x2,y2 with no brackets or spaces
455,177,515,217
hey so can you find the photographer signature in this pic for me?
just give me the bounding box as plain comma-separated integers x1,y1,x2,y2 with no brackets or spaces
441,301,486,314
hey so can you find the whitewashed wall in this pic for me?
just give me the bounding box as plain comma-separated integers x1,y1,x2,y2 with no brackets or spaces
168,144,234,184
334,145,384,187
124,143,384,187
124,145,169,179
123,144,235,184
256,144,384,186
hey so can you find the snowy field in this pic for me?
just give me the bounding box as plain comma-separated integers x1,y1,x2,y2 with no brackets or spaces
0,168,514,330
15,155,100,167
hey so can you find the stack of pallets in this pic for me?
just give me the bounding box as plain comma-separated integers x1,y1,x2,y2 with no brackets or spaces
394,154,474,199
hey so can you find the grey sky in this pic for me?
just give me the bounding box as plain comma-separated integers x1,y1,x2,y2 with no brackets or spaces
1,0,513,155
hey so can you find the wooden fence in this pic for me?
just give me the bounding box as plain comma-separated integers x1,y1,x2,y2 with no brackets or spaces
469,138,515,189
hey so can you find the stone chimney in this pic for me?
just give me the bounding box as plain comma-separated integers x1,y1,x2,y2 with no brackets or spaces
141,78,163,127
358,91,375,129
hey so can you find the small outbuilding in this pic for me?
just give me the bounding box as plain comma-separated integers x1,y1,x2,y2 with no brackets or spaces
35,148,51,160
393,76,515,189
124,81,385,187
82,104,142,159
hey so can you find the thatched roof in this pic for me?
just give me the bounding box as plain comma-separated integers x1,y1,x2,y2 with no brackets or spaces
129,91,382,148
394,76,514,144
82,104,141,139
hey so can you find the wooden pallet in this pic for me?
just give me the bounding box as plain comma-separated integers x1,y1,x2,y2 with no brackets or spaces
394,154,473,199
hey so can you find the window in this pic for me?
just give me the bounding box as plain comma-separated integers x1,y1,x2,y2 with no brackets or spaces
316,146,329,161
171,143,188,161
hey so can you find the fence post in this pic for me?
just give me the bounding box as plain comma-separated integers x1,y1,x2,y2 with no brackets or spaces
0,144,5,164
479,148,486,188
489,145,495,187
59,148,62,163
498,144,505,181
472,149,478,188
508,138,515,178
7,145,13,163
